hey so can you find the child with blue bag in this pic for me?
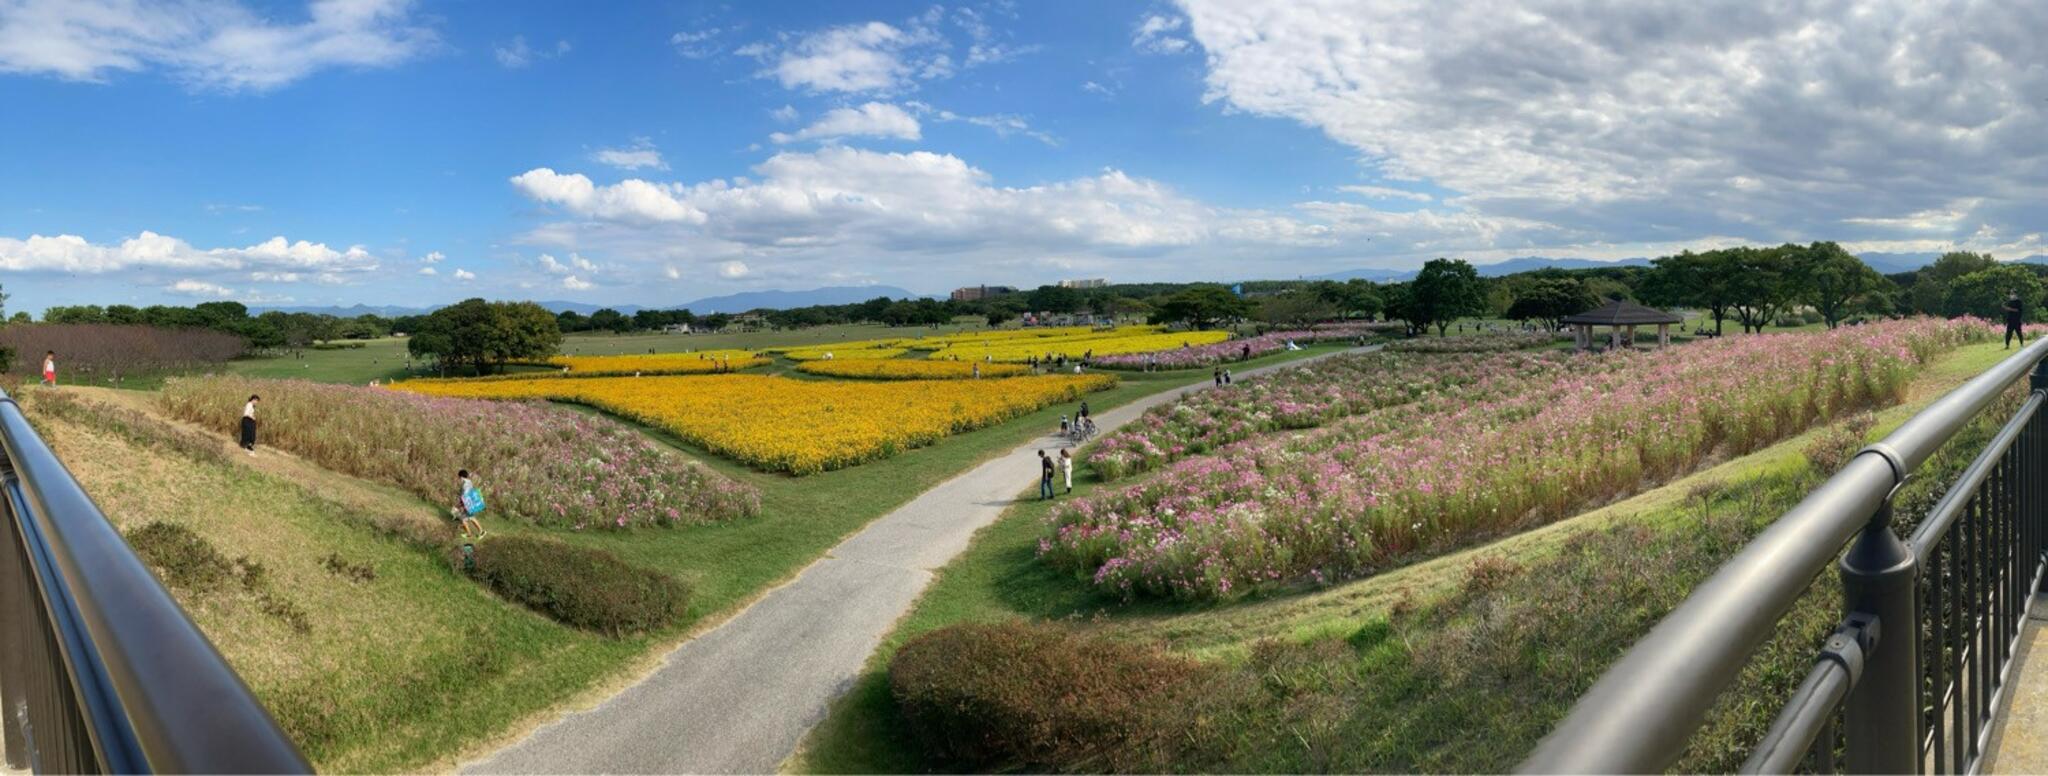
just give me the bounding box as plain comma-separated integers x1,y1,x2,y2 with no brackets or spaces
453,469,487,539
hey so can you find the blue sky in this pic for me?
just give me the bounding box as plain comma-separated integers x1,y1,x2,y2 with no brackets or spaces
1,0,2042,313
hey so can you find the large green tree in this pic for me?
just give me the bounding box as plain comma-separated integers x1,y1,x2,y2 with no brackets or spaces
1910,251,1999,315
408,299,563,375
1505,277,1599,331
1408,258,1487,336
1642,250,1739,335
1151,285,1251,330
1255,290,1339,329
1785,242,1887,328
1725,247,1792,333
1944,265,2045,322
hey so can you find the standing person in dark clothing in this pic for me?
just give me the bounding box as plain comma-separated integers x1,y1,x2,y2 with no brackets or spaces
239,395,260,455
1213,367,1223,386
2005,290,2026,349
1038,450,1056,500
1241,343,1251,362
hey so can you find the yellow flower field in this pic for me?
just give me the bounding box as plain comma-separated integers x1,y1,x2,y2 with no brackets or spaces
928,329,1232,362
781,346,910,361
898,325,1136,351
538,351,766,375
794,359,1031,380
393,373,1115,474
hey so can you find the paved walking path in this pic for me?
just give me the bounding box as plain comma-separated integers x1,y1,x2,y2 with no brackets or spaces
463,346,1375,774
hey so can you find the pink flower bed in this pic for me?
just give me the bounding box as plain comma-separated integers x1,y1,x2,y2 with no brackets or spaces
1043,318,1983,599
1092,322,1398,370
159,375,761,530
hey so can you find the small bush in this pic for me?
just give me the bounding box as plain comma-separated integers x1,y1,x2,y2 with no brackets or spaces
320,553,378,583
129,522,237,592
889,621,1250,772
458,535,688,635
1802,412,1877,475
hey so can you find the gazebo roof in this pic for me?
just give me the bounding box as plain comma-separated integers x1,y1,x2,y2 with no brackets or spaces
1560,299,1683,326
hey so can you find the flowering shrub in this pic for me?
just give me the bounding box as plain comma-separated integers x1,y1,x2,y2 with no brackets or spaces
1385,332,1561,353
793,359,1030,380
159,375,761,530
1043,318,1984,599
394,373,1117,474
1086,351,1573,480
1091,322,1395,370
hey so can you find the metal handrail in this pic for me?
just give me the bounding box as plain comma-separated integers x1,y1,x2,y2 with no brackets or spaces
0,391,308,774
1523,336,2048,773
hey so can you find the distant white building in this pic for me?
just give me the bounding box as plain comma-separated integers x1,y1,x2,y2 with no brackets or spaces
1058,278,1108,289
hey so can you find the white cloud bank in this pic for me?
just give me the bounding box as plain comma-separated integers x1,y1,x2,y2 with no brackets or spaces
0,231,380,274
771,102,921,144
0,0,437,90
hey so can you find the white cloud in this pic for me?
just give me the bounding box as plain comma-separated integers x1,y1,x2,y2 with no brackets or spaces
510,168,707,224
670,27,724,59
453,268,476,281
561,274,593,290
493,34,569,69
168,279,236,298
1081,80,1115,97
0,0,437,91
419,250,444,263
1179,0,2048,251
718,260,750,279
0,231,379,274
590,138,667,171
250,271,300,282
537,252,598,275
760,21,934,93
770,104,799,123
1338,185,1433,203
770,102,921,144
417,266,436,276
1132,14,1190,55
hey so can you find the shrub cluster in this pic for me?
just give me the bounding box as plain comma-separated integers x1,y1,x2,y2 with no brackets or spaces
126,521,310,633
0,324,245,380
889,621,1247,772
457,535,689,635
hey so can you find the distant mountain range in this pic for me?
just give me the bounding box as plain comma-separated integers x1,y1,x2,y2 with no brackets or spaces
253,285,924,318
675,285,921,314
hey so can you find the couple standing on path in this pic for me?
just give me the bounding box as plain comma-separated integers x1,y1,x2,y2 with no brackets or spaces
1037,399,1089,499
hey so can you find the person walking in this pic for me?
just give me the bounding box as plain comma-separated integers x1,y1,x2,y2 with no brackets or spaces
1078,400,1090,423
1224,368,1233,385
454,469,487,539
1241,343,1251,362
239,394,260,455
1060,414,1070,436
1214,367,1223,386
40,351,55,386
1037,450,1056,500
2005,290,2026,349
1059,448,1074,494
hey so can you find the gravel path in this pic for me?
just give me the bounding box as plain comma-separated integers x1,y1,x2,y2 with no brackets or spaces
463,346,1375,774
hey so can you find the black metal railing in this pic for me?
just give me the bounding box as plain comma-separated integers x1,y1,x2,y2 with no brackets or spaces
0,390,308,774
1524,337,2048,774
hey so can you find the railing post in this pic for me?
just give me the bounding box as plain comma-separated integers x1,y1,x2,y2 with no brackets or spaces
1839,493,1920,774
0,465,25,771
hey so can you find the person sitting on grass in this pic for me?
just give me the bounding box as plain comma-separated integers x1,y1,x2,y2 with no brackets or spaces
453,469,487,539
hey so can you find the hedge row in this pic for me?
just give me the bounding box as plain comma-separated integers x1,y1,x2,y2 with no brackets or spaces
456,535,689,636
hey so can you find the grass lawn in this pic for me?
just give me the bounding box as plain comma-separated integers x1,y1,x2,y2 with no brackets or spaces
788,338,2019,773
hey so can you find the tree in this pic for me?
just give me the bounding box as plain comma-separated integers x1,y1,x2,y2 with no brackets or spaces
587,308,630,333
1308,279,1383,320
1910,251,1998,315
1255,291,1339,329
1785,242,1886,328
7,312,27,325
1505,277,1598,330
1150,285,1251,329
1642,250,1738,335
407,299,562,375
1408,258,1487,336
1726,246,1792,333
1944,265,2045,321
1026,285,1083,314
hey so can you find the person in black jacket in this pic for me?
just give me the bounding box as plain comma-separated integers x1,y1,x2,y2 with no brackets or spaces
2005,290,2026,349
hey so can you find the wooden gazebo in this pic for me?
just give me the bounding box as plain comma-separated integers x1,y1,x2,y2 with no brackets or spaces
1561,299,1684,350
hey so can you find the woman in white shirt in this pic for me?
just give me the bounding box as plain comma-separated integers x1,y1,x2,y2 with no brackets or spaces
239,395,259,455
